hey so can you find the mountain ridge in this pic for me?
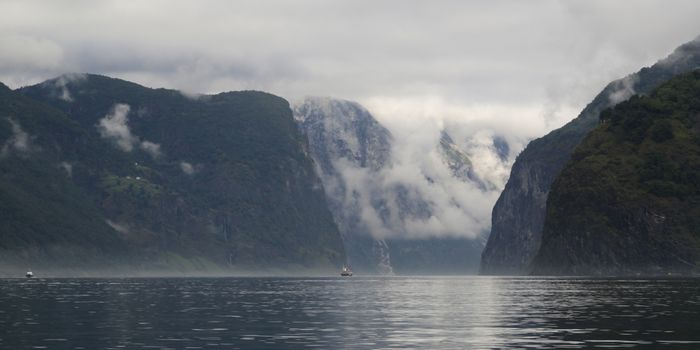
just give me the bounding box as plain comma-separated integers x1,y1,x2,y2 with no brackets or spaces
531,70,700,275
480,37,700,275
0,74,346,274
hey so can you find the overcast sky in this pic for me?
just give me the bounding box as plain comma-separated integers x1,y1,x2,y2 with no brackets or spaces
2,0,700,141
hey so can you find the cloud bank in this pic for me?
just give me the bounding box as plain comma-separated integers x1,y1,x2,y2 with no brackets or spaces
297,98,509,240
351,125,504,240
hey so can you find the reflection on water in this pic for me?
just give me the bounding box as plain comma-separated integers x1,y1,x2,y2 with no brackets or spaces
1,277,700,349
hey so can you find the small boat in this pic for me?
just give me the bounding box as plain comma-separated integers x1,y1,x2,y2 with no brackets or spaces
340,265,353,277
25,270,34,278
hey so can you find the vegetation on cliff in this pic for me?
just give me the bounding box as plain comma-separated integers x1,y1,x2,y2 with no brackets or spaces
0,75,345,274
532,71,700,275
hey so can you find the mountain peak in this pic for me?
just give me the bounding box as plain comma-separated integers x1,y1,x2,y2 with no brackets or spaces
481,35,700,276
294,96,377,124
294,97,393,172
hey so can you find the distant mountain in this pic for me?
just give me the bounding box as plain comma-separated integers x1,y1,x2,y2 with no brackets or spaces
480,37,700,275
0,74,345,274
294,97,485,274
532,71,700,275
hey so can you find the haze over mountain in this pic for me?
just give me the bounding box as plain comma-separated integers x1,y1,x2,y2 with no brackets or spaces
294,97,501,274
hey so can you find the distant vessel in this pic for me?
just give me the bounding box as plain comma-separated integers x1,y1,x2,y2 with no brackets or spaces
340,265,352,277
25,270,34,278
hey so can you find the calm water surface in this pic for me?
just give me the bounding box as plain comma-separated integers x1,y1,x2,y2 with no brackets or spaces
1,277,700,349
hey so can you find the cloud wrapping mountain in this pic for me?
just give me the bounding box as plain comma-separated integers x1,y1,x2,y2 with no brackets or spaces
295,97,510,273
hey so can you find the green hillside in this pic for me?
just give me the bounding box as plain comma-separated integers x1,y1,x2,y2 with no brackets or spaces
0,75,344,275
532,71,700,275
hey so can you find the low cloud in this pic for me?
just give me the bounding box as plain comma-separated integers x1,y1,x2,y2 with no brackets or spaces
139,140,161,159
97,104,138,151
329,137,500,240
297,99,510,240
96,103,163,159
59,161,73,177
179,161,195,175
461,130,511,190
607,75,638,105
49,73,86,102
106,219,129,235
1,118,35,158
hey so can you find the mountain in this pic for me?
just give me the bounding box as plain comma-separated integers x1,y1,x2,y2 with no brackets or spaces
294,96,394,273
0,81,129,270
0,74,345,274
480,37,700,275
532,70,700,275
294,97,484,274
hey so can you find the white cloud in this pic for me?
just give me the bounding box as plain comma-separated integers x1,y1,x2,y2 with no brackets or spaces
139,140,161,159
461,130,511,190
106,219,129,235
48,73,86,102
0,1,698,152
97,103,137,151
318,111,505,240
1,118,35,157
96,103,163,158
179,161,194,175
2,0,700,239
59,161,73,177
0,34,63,87
607,75,639,105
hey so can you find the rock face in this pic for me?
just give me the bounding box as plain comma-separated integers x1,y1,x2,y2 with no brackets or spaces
294,97,485,274
532,71,700,275
294,97,395,273
480,37,700,275
0,74,345,274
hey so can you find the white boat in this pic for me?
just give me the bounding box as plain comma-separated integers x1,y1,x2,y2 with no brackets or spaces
25,270,34,278
340,265,352,277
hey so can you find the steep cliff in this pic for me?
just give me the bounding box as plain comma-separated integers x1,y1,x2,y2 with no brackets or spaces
481,37,700,275
294,97,394,273
295,97,485,274
532,70,700,275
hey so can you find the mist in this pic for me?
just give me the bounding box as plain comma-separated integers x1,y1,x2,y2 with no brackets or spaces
1,118,35,158
97,103,162,159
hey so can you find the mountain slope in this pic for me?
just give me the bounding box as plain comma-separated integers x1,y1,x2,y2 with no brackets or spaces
481,37,700,275
532,70,700,275
0,82,129,270
1,74,345,273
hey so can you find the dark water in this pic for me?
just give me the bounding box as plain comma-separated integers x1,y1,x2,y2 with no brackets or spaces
1,277,700,349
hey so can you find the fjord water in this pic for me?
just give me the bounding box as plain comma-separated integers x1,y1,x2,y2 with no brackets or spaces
1,277,699,349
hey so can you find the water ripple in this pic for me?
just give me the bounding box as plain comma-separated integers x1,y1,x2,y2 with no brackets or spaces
1,277,699,349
